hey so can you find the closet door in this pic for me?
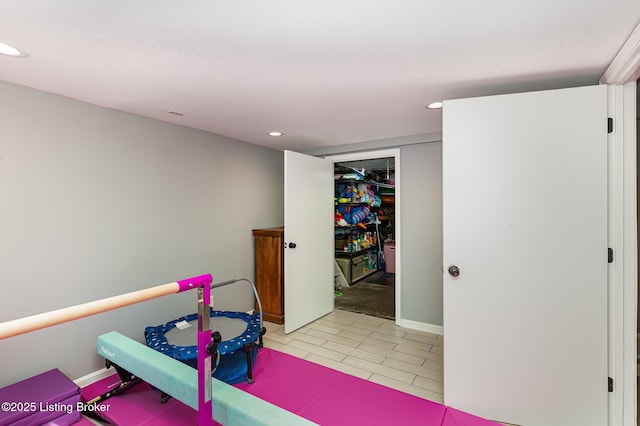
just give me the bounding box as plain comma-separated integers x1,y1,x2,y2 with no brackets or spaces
284,150,334,333
442,85,608,426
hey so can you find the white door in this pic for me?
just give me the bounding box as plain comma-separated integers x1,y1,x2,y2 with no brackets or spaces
442,85,608,426
284,150,334,333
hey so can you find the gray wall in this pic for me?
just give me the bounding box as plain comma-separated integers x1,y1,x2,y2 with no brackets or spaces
0,81,284,387
399,142,443,326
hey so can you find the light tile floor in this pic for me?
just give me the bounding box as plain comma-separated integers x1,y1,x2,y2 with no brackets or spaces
261,308,445,404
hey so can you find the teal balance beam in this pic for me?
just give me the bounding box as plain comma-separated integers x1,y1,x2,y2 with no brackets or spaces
98,332,317,425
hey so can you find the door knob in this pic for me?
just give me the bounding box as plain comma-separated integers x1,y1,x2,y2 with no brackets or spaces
448,265,460,277
288,242,297,249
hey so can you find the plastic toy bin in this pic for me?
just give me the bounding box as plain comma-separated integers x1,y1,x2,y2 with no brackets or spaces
384,242,396,274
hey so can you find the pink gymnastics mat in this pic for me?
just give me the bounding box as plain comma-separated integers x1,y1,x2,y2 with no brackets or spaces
82,348,500,425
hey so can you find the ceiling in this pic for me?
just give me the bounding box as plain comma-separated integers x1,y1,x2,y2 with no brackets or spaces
1,1,639,152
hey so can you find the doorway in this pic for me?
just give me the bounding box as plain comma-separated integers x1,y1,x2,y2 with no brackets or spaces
333,157,396,319
325,149,401,323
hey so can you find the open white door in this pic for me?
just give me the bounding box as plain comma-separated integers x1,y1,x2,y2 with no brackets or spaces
284,150,334,333
442,85,608,426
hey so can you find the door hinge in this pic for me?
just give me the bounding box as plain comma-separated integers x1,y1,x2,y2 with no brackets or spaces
608,118,613,134
608,377,614,392
608,248,613,263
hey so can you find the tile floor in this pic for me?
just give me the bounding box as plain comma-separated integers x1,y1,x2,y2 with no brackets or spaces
261,308,445,404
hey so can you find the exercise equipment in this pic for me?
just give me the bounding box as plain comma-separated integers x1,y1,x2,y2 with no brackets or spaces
0,274,314,426
0,274,213,340
98,332,314,425
0,368,82,426
144,278,266,386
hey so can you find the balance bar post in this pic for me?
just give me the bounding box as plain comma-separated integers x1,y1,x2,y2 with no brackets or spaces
197,285,212,426
178,274,214,426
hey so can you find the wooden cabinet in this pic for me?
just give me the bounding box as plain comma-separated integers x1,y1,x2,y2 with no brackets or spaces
252,227,284,324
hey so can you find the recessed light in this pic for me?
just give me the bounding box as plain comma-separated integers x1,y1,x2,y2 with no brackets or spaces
268,131,283,137
425,101,443,109
0,41,27,58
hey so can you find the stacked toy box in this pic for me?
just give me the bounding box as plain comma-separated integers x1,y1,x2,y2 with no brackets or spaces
0,369,81,426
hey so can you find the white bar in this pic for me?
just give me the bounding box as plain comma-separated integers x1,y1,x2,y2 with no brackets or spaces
0,282,180,340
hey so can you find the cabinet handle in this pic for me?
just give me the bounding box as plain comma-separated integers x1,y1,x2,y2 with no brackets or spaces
288,242,297,249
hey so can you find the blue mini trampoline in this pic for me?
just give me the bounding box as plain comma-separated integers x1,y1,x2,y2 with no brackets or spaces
144,278,266,386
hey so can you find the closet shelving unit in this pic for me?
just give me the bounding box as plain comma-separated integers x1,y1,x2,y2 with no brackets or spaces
334,159,396,285
334,176,390,285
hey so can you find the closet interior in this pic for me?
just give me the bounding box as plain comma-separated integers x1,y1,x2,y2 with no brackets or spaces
333,157,396,319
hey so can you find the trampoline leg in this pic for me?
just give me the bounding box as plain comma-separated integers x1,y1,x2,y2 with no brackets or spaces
243,343,254,384
258,326,266,348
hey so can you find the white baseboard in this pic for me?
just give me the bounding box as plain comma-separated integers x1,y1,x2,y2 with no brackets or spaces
398,318,444,336
73,367,117,388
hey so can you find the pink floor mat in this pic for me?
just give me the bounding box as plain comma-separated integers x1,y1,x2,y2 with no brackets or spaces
82,348,500,425
81,377,199,425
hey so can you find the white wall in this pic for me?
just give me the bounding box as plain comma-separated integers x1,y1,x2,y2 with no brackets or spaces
0,81,284,387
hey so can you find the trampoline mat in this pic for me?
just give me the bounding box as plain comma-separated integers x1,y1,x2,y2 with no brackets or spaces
145,310,262,358
164,316,250,347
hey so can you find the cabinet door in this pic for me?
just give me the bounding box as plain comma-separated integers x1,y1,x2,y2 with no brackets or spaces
253,229,284,324
284,151,334,333
442,85,607,426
